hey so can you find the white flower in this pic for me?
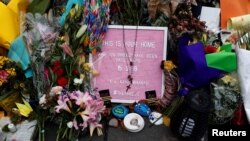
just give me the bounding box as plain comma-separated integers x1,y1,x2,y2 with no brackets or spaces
76,24,87,38
39,94,47,109
67,121,73,128
74,78,83,85
50,86,63,96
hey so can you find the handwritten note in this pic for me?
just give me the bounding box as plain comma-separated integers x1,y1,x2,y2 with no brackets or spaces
93,25,167,103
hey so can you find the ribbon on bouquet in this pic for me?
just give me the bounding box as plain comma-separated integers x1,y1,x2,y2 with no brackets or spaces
178,34,237,94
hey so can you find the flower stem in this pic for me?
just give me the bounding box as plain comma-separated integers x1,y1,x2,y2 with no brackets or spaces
56,119,63,141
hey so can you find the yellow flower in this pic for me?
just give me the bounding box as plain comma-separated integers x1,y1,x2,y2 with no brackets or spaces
163,115,171,127
6,68,16,76
164,61,176,72
83,63,91,71
78,55,85,65
0,56,9,68
221,75,233,85
80,74,85,79
0,79,4,86
92,69,99,76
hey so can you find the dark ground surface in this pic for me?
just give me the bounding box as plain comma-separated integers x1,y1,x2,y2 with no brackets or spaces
45,118,180,141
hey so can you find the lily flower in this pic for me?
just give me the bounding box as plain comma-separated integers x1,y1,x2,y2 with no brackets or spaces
87,100,106,114
73,118,79,130
89,120,102,136
69,91,92,106
59,43,74,57
55,95,71,113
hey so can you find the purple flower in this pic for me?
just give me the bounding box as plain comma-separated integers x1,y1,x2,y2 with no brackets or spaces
69,91,92,106
78,98,105,136
89,119,102,136
55,94,71,113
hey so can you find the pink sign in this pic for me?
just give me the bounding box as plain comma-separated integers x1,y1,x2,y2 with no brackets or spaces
92,25,167,103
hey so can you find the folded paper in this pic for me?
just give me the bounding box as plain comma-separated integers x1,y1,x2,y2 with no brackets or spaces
178,34,224,89
227,14,250,30
8,36,32,78
0,0,28,49
236,46,250,123
16,98,33,117
220,0,250,29
206,44,237,72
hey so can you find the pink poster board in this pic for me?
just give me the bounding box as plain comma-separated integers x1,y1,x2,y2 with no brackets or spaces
92,25,167,103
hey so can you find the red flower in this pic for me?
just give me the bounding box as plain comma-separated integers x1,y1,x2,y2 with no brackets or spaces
72,69,79,75
57,77,68,87
53,66,64,77
53,60,61,67
204,45,217,54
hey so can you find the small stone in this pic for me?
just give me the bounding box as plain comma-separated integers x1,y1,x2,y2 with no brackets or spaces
109,118,119,127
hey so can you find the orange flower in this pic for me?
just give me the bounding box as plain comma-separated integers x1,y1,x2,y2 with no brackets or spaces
164,61,176,72
163,115,171,127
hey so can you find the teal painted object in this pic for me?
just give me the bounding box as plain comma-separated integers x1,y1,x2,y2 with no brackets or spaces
134,103,151,117
59,0,83,25
112,105,129,119
8,36,32,78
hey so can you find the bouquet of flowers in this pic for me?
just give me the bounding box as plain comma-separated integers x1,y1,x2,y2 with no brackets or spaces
21,1,111,140
39,86,105,140
0,56,33,114
209,73,241,124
